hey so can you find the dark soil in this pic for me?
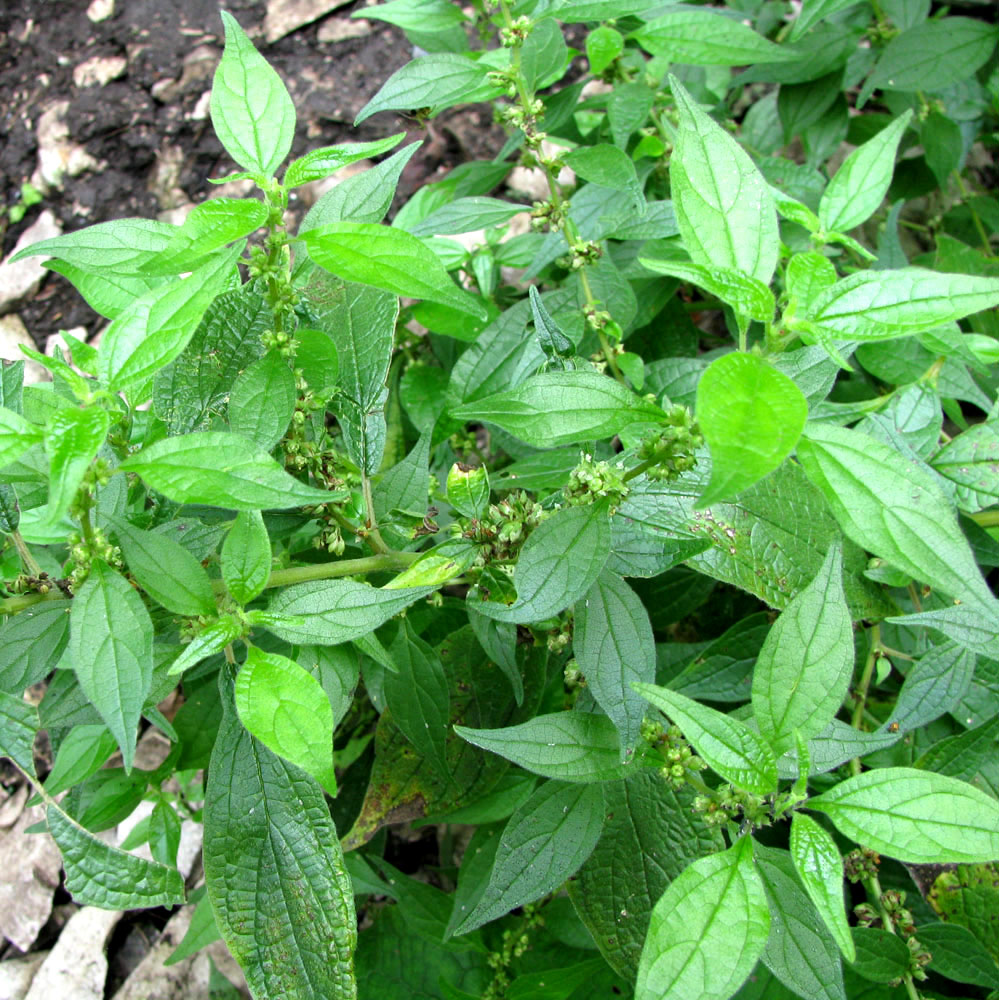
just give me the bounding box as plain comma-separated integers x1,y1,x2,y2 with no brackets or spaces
0,0,508,345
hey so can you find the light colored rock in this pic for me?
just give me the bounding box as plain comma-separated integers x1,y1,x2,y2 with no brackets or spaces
0,317,50,384
44,327,87,361
190,90,212,122
0,211,63,315
317,17,371,43
150,45,218,103
24,906,122,1000
176,820,204,880
0,782,28,830
0,804,62,951
31,103,101,194
86,0,114,22
72,55,127,89
0,950,48,1000
507,140,575,203
263,0,353,43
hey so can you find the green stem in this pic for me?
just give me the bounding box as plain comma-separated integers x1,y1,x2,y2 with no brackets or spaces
11,530,43,578
850,624,880,777
361,475,390,555
970,509,999,528
863,871,922,1000
0,589,66,615
952,170,993,258
258,551,420,591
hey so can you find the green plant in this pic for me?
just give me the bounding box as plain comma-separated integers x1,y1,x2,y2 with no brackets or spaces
2,2,999,999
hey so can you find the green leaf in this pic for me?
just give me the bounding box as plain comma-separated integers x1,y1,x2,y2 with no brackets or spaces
168,618,244,677
930,420,999,513
360,0,467,32
211,11,295,176
891,640,975,733
0,689,39,777
120,431,341,510
99,247,241,393
696,353,808,507
373,432,431,539
355,53,501,124
799,267,999,343
455,711,638,783
575,569,656,760
633,684,779,795
568,773,722,980
204,673,356,999
257,579,433,645
818,112,912,234
668,76,779,285
446,462,490,519
68,561,153,771
227,349,297,451
916,921,999,989
790,0,864,42
299,143,420,229
751,542,853,753
141,198,269,275
471,502,611,624
302,223,486,319
636,837,770,1000
43,406,110,524
796,422,999,616
753,844,847,1000
554,0,663,21
451,370,664,449
235,646,337,796
638,250,775,323
808,767,999,863
43,723,117,796
0,405,43,470
112,517,217,617
789,813,856,962
383,622,451,785
9,217,177,273
0,600,71,693
848,927,911,983
47,805,185,908
563,145,641,202
633,10,800,65
283,133,405,188
408,196,527,237
886,604,999,658
450,781,604,935
864,18,999,97
586,25,624,75
221,510,271,604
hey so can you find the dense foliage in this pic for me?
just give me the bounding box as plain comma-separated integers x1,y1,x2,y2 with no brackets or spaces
2,1,999,998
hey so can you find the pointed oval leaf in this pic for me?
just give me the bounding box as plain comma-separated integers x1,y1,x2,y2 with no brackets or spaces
789,813,856,962
668,75,779,285
633,683,778,794
302,222,486,319
455,711,637,783
452,781,604,935
204,674,356,999
283,133,405,188
211,12,295,176
819,112,913,234
68,561,153,771
636,837,770,1000
227,349,297,452
752,541,854,753
696,352,808,507
44,406,111,524
221,509,272,605
808,767,999,863
575,569,656,760
471,502,611,624
235,646,337,796
119,431,342,510
796,421,999,616
0,406,43,470
451,369,665,449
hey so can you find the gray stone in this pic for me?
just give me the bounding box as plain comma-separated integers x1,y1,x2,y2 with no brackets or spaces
24,906,122,1000
0,951,48,1000
263,0,353,43
0,212,62,315
72,56,127,89
317,17,371,43
0,316,50,384
32,103,100,194
0,804,62,951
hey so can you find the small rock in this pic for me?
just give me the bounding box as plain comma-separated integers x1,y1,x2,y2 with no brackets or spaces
86,0,114,22
44,327,88,361
0,783,29,829
0,211,63,315
263,0,353,43
0,317,50,384
190,90,211,122
72,55,127,89
151,45,218,103
508,139,575,202
32,102,100,193
0,804,63,951
317,17,371,43
24,906,122,1000
0,950,49,1000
